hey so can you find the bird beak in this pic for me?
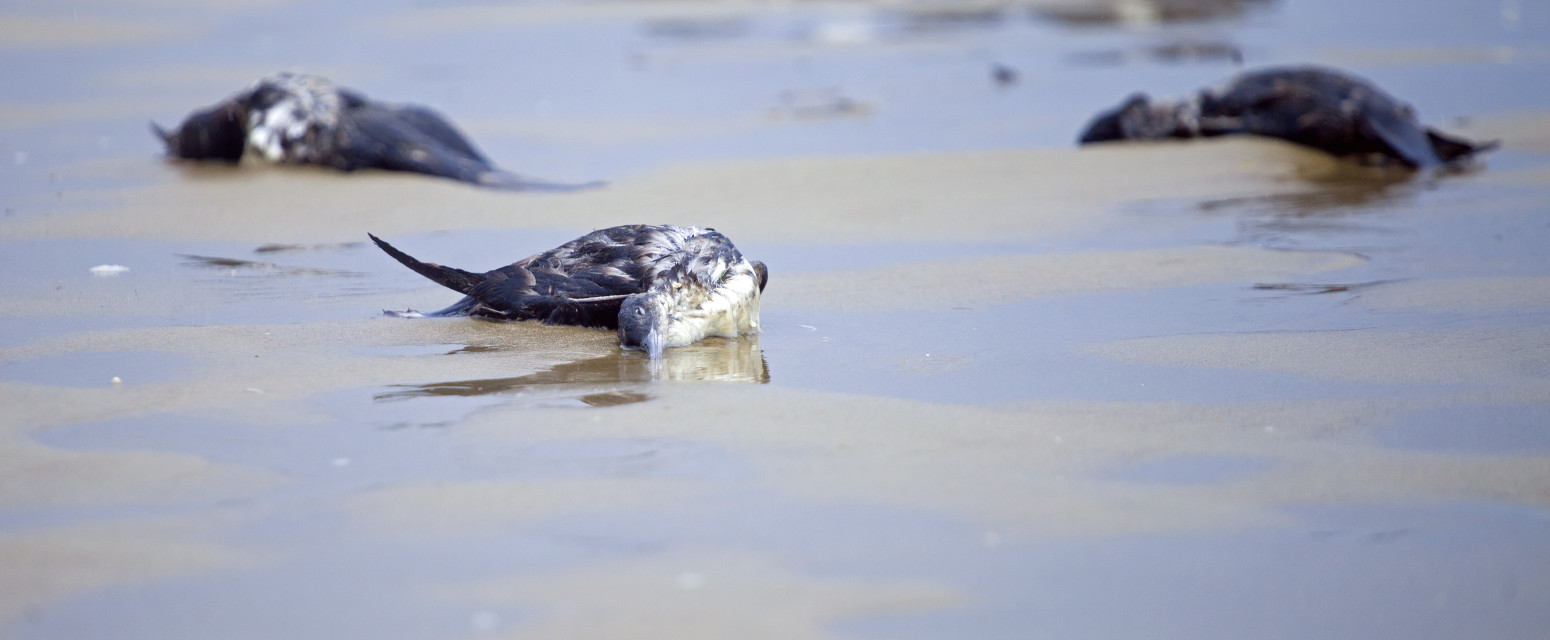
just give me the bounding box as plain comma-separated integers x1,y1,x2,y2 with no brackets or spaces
644,329,664,360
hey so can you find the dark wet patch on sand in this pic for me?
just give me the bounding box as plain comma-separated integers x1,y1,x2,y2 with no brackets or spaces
1373,403,1550,455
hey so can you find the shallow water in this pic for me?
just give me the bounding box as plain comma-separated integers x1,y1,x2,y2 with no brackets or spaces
2,0,1549,638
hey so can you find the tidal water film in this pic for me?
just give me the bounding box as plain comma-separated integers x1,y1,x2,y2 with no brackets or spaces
2,1,1548,638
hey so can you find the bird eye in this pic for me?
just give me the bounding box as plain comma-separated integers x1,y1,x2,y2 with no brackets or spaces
635,308,645,317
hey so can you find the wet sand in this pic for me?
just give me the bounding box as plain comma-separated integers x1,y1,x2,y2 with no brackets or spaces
3,137,1346,244
3,0,1550,638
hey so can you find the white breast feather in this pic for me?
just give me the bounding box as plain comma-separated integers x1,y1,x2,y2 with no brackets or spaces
243,73,341,164
659,258,762,349
248,97,305,162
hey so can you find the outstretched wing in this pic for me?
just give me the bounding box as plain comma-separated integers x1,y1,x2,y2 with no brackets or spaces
337,104,497,183
371,230,650,328
1204,67,1445,167
382,102,490,164
1360,104,1443,168
466,252,646,327
469,273,629,328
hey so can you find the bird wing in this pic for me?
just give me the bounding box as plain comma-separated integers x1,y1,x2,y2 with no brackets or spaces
467,266,638,328
381,102,491,164
1208,67,1444,167
373,227,662,328
1359,105,1444,168
369,233,485,295
337,103,497,182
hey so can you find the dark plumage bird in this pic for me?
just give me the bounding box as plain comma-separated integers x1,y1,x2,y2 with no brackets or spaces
154,72,598,190
1078,66,1497,168
371,225,768,358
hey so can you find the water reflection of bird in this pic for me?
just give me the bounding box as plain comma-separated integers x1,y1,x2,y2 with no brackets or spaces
1079,66,1497,168
1033,0,1276,26
154,72,597,190
375,338,770,407
371,225,768,359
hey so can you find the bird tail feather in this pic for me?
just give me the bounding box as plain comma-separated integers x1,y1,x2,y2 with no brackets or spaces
368,233,484,295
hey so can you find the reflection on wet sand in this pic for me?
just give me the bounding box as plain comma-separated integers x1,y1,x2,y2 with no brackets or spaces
375,337,769,407
1032,0,1277,26
1197,177,1411,217
253,241,364,254
641,16,749,40
890,5,1008,34
177,254,363,277
1251,280,1400,297
1067,40,1243,66
1189,155,1432,244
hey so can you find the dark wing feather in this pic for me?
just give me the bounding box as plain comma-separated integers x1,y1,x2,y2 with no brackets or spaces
375,226,680,328
369,233,485,295
1204,67,1447,167
466,269,631,328
1360,106,1443,168
384,103,490,164
376,226,656,326
1200,69,1349,138
337,88,371,110
335,103,496,183
465,267,541,314
541,298,628,328
337,102,603,190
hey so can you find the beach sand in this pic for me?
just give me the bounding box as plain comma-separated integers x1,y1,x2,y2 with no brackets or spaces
2,1,1549,638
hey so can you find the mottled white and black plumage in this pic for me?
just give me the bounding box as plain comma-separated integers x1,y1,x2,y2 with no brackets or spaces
371,225,768,358
154,72,596,190
1078,66,1497,168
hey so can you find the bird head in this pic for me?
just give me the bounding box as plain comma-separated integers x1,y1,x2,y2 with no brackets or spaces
618,292,672,359
1078,93,1155,143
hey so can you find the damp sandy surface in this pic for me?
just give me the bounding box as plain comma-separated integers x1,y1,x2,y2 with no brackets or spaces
3,0,1550,638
